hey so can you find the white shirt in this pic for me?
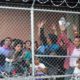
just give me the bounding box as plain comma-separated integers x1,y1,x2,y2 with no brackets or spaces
35,63,46,75
70,48,80,67
72,67,80,80
74,67,80,74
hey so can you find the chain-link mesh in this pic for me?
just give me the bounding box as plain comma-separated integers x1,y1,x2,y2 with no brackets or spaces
0,7,80,80
0,8,32,79
34,11,80,80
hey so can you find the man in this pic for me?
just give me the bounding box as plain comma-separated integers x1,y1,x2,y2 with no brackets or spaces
37,21,59,55
37,21,66,78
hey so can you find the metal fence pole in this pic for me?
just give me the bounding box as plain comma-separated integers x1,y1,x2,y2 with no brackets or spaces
31,7,35,79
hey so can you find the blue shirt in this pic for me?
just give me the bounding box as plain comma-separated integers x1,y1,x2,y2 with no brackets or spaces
38,43,60,55
0,47,11,57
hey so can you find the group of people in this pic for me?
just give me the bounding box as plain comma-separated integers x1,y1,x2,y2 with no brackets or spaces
0,38,32,76
0,37,47,79
36,21,80,80
0,21,80,80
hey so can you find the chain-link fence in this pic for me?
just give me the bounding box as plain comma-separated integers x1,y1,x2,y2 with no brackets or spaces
34,11,80,80
0,6,80,80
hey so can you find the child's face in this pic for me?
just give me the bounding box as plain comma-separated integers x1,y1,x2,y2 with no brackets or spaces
15,44,22,52
34,59,40,65
26,41,31,49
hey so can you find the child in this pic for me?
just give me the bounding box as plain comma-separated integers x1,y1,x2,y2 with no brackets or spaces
34,57,47,80
70,58,80,80
23,40,31,64
73,58,80,80
22,40,31,67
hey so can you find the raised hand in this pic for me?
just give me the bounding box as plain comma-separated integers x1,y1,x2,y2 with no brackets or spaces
51,23,56,30
37,20,46,28
59,25,66,32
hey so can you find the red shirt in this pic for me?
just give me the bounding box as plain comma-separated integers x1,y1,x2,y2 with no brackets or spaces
57,32,75,69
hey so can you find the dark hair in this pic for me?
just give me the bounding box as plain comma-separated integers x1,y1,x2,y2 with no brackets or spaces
14,39,23,48
12,38,17,42
5,37,12,42
1,37,12,46
48,34,57,43
75,36,80,39
25,40,31,46
0,39,5,47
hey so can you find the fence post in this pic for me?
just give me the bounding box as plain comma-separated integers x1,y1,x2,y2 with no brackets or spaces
31,7,35,80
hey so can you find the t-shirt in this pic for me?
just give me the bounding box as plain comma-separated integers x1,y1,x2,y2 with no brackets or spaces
38,44,59,55
74,67,80,74
71,67,80,80
70,48,80,67
23,50,31,61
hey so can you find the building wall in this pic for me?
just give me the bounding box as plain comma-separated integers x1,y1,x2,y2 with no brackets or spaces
0,9,79,42
0,9,31,41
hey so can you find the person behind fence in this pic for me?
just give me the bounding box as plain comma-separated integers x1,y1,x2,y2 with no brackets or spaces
21,40,32,74
22,40,31,52
37,21,66,78
0,37,12,76
32,57,48,80
37,21,59,55
57,24,80,80
71,57,80,80
5,39,24,75
0,37,12,58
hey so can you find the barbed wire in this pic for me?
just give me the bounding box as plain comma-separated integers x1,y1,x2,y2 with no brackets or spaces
50,0,65,7
0,0,80,9
22,0,29,2
65,0,79,8
37,0,49,4
37,0,80,8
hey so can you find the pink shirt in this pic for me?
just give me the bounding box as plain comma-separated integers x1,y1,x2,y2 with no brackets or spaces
57,32,75,69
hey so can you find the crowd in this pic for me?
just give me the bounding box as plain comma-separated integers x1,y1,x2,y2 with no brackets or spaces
0,21,80,80
0,38,32,77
